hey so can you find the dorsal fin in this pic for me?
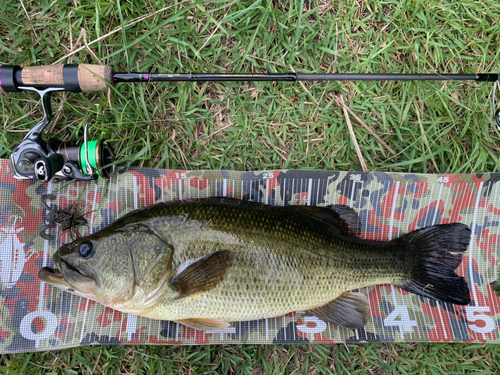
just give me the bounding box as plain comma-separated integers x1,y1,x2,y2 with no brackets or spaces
181,197,361,237
292,205,361,237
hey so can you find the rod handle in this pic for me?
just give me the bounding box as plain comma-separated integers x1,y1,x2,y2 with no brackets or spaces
0,64,114,93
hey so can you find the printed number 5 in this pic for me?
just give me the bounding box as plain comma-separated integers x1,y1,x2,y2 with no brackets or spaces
437,177,449,183
466,306,495,334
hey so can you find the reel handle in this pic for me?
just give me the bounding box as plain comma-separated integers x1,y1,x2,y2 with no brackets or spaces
0,64,114,93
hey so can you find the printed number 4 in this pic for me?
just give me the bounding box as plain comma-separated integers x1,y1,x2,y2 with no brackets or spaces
437,177,449,183
384,305,418,333
466,306,495,334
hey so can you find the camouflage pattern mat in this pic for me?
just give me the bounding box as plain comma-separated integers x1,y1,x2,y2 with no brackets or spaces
0,158,499,352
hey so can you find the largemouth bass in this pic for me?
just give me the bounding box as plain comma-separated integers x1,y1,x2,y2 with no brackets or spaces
39,198,471,330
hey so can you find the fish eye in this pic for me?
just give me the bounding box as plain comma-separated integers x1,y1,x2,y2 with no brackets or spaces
78,242,94,259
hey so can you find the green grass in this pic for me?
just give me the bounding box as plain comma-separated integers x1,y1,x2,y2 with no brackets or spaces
1,343,500,374
1,0,500,373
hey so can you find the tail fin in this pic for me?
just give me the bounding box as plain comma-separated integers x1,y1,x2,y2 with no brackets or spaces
490,270,500,298
397,223,471,305
491,280,500,297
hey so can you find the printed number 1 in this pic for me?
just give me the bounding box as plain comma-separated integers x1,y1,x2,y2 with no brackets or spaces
384,305,418,333
466,306,495,334
175,173,187,179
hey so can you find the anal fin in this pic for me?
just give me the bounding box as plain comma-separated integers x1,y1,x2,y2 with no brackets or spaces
308,292,369,329
175,318,230,331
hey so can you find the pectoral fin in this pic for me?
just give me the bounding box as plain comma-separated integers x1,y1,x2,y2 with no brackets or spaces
308,292,369,329
175,318,230,331
170,250,233,298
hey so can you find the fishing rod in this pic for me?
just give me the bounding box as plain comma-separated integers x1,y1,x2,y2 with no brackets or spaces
1,64,499,183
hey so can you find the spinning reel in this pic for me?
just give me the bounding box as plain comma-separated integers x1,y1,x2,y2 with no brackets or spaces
1,65,114,182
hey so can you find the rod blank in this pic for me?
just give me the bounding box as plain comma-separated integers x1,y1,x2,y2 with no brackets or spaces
113,72,499,83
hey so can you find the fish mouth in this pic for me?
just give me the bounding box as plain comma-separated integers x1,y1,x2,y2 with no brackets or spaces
39,258,95,293
38,266,72,288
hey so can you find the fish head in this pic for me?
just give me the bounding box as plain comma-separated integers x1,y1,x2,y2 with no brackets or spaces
39,227,174,312
39,232,136,305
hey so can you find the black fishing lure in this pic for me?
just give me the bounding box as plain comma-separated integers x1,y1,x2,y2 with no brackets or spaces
39,194,87,241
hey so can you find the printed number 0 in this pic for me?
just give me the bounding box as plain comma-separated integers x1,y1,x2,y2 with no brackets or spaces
296,316,327,335
466,306,495,334
383,305,418,333
20,311,58,341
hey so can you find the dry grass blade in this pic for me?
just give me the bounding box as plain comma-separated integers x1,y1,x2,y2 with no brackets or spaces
341,104,396,155
338,94,368,171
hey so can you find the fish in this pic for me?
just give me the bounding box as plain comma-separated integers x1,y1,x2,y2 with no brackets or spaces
39,197,471,331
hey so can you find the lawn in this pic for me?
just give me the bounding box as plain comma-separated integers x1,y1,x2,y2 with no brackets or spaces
1,0,500,373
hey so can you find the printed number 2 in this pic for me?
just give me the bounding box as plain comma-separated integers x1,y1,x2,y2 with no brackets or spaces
466,306,495,334
263,172,274,179
384,305,418,333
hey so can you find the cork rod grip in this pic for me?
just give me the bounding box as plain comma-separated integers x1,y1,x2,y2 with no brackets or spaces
78,64,114,92
20,64,114,92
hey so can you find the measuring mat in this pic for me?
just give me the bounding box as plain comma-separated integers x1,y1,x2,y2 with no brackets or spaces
0,160,499,352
